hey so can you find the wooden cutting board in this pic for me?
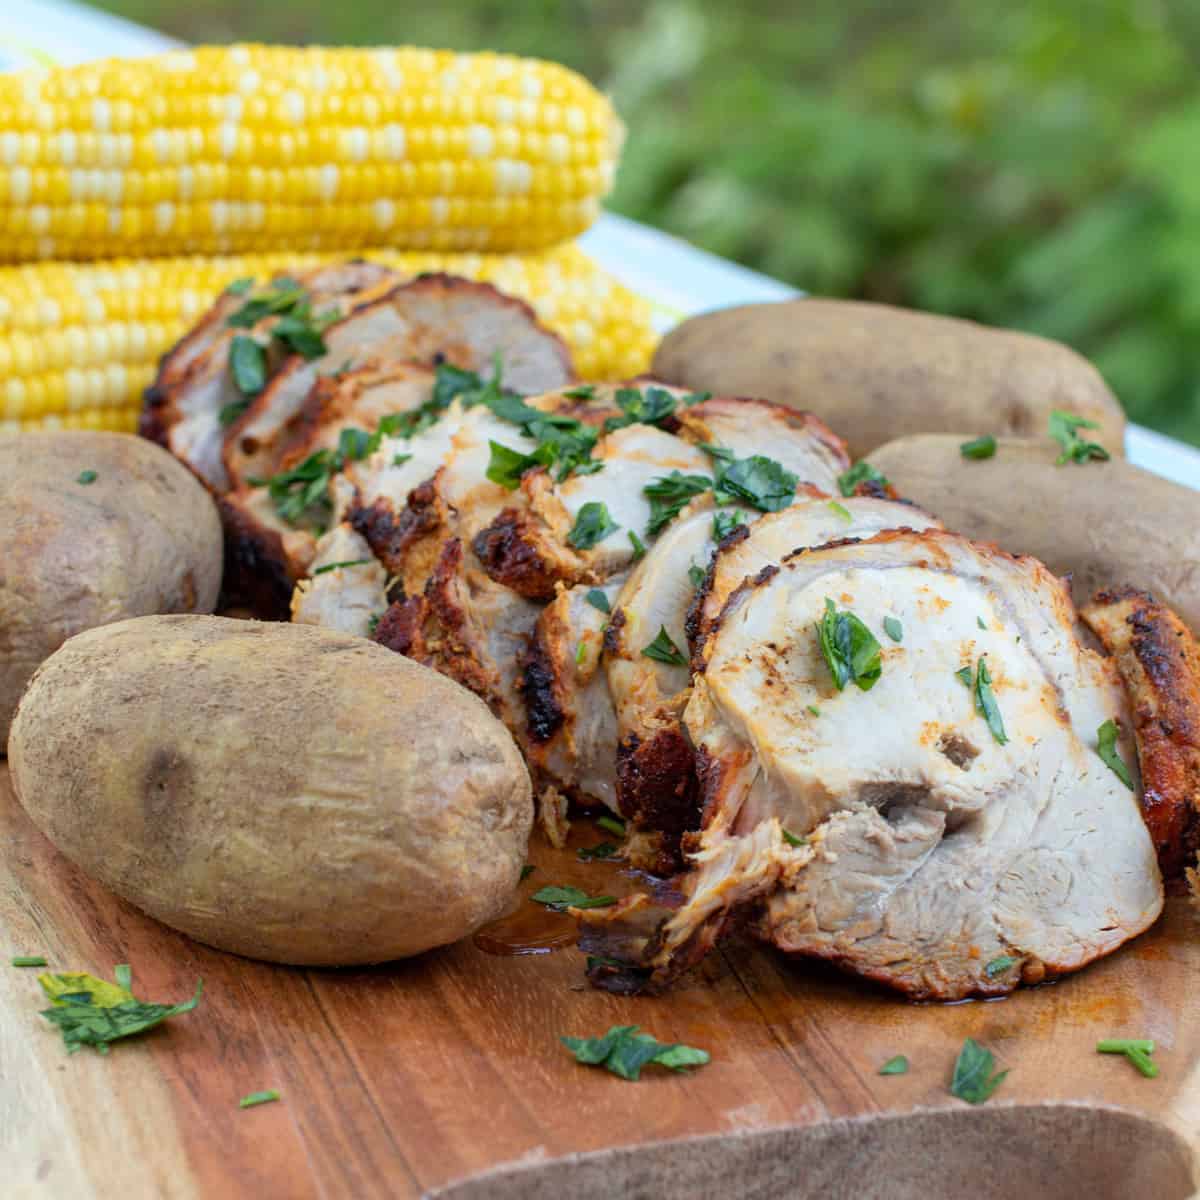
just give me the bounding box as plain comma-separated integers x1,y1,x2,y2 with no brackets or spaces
2,760,1198,1200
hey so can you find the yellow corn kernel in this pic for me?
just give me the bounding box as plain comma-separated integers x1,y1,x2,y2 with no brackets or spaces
0,243,656,431
0,45,623,262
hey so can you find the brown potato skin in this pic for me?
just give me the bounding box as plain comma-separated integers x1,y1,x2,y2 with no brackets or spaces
0,432,222,746
7,615,533,965
651,299,1126,459
869,434,1200,633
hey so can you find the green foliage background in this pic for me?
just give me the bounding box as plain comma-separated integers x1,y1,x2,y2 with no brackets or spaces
96,0,1200,446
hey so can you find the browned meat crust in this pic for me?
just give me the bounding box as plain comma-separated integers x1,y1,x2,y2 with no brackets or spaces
518,630,565,744
216,494,300,618
348,480,443,583
615,728,699,875
1081,587,1200,880
471,508,565,601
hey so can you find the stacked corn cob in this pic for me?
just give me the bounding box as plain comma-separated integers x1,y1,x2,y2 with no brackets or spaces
0,45,655,433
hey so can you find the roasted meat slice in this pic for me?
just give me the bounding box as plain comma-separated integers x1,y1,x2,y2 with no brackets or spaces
1081,587,1200,880
521,575,626,811
690,496,943,659
584,529,1162,1000
224,275,573,489
603,494,943,873
140,261,399,491
291,525,389,638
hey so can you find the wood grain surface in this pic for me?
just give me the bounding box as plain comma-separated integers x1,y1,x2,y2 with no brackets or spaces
2,762,1198,1199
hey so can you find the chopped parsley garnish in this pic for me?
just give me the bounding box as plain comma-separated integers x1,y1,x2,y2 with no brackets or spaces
642,626,688,668
712,509,747,541
597,814,626,838
578,841,618,861
520,864,536,881
807,704,821,717
261,433,373,525
486,380,600,480
960,435,997,460
312,559,371,576
682,390,711,407
218,399,250,427
562,383,595,399
628,530,647,560
1049,410,1110,465
585,588,611,615
604,385,678,433
705,444,797,512
949,1038,1009,1104
969,655,1008,745
433,361,493,409
781,829,808,847
75,469,97,485
486,440,554,490
225,276,254,295
1097,719,1134,790
955,666,973,688
531,886,616,911
561,1024,710,1081
879,1055,909,1076
984,955,1017,978
37,966,202,1055
226,275,305,328
239,1090,281,1109
883,616,903,643
367,613,381,636
392,452,411,467
1097,1038,1158,1078
688,564,706,590
828,500,852,521
575,641,587,665
644,471,712,535
837,460,889,496
272,308,335,360
977,616,988,630
817,598,882,692
568,501,619,550
11,956,46,968
229,333,267,397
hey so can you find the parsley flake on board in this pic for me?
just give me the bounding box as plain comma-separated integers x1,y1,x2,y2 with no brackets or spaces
585,588,611,615
578,841,618,862
1097,719,1135,790
837,461,889,497
596,814,626,837
37,966,202,1055
531,886,616,911
883,616,903,643
817,598,882,692
561,1025,710,1081
1097,1038,1158,1078
568,501,620,550
644,471,713,535
949,1038,1009,1104
642,626,688,668
1049,410,1110,465
879,1055,909,1076
960,435,997,460
239,1090,281,1109
75,469,97,485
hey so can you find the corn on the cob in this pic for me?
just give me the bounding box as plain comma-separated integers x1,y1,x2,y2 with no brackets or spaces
0,45,622,262
0,244,657,433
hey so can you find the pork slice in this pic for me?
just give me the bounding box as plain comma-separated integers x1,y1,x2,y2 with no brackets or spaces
143,261,399,492
1081,587,1200,880
224,275,573,489
675,395,849,493
291,524,389,638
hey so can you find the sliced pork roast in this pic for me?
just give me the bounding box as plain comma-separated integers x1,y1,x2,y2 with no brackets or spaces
1081,587,1200,881
224,275,573,490
606,493,942,874
582,529,1165,1000
140,261,400,491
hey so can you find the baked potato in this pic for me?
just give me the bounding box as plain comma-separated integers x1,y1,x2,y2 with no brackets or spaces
0,432,222,747
7,615,533,966
869,434,1200,632
651,298,1126,458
